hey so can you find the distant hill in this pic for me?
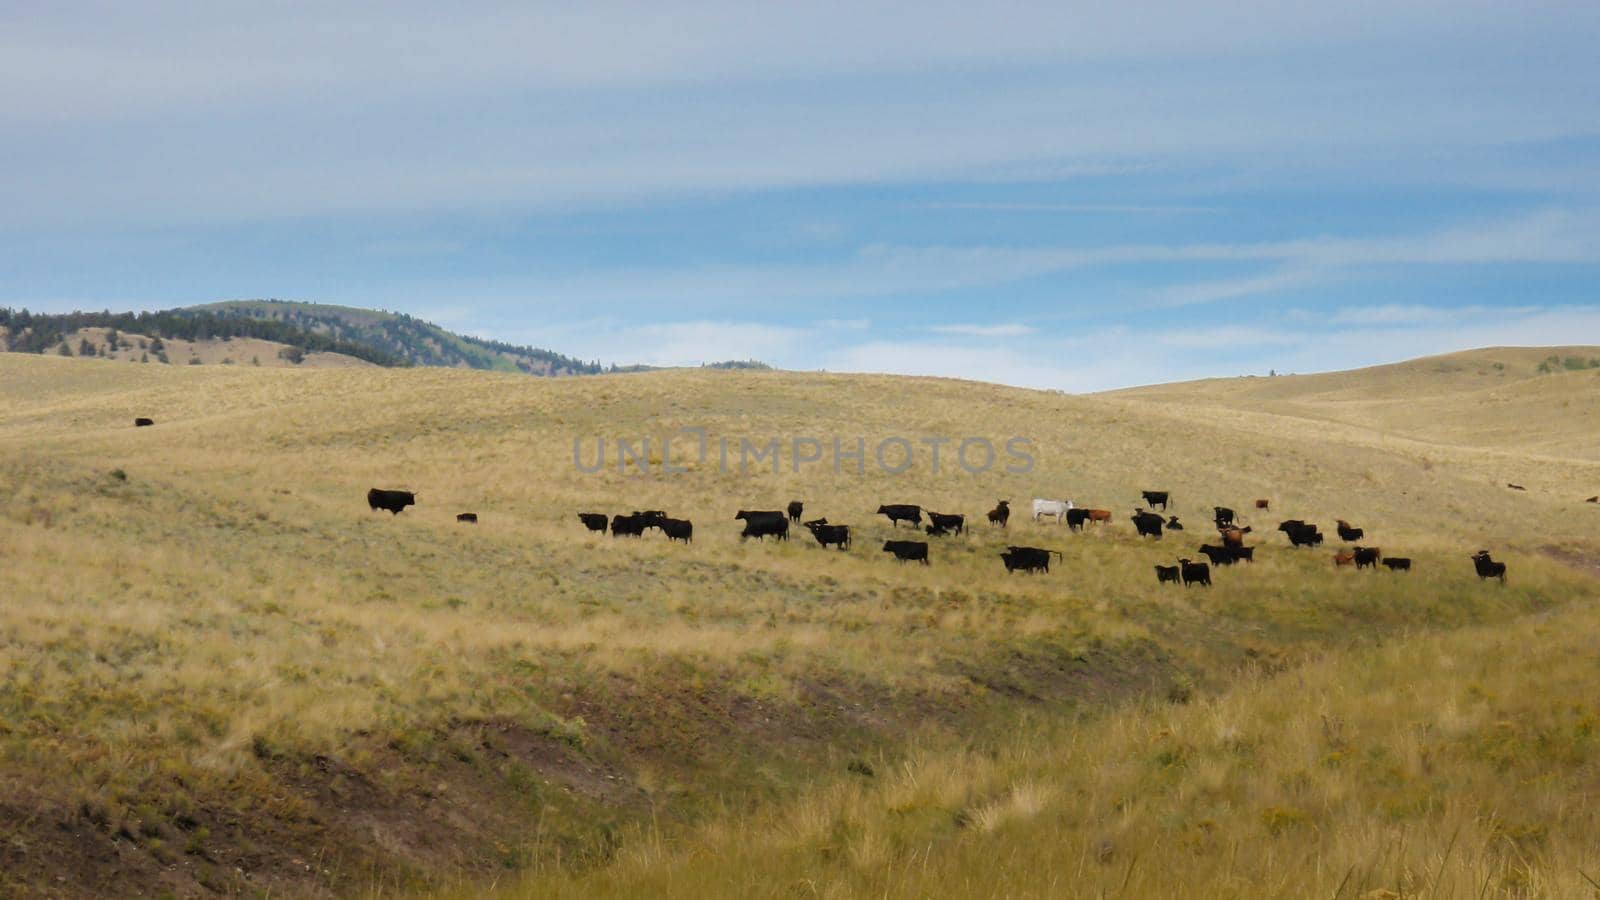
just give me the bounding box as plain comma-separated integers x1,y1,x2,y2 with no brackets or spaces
1,300,773,376
1107,345,1600,461
187,300,603,375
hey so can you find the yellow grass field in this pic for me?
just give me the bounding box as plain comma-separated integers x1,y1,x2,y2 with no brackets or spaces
1,347,1597,897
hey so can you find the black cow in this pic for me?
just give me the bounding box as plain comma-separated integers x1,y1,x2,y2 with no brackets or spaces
1131,509,1164,538
925,523,953,537
578,512,608,532
878,504,923,527
1353,546,1381,569
1381,557,1412,572
803,518,851,550
1065,507,1093,531
660,517,694,544
1471,550,1506,583
787,500,804,522
632,510,668,532
1507,483,1526,491
133,417,155,427
882,540,929,565
1154,564,1181,585
1000,546,1060,574
1277,519,1306,532
1165,516,1184,531
1141,490,1169,510
1587,496,1599,503
456,513,477,524
367,488,416,515
927,511,965,535
1281,522,1322,547
1197,544,1238,566
1231,546,1255,563
988,500,1011,528
610,513,647,537
1178,558,1211,587
1213,506,1235,527
1336,520,1364,542
736,510,789,541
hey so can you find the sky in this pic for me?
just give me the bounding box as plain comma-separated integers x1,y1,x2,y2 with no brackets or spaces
3,2,1599,391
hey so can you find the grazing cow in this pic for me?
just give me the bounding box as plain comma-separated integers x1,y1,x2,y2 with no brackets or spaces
610,513,648,537
1382,557,1412,572
1198,544,1242,566
1213,506,1236,527
1287,526,1324,548
1353,546,1381,569
1333,550,1355,566
787,500,804,522
133,417,155,427
927,511,966,535
1086,508,1113,525
1335,519,1364,542
1254,499,1270,510
1507,483,1526,491
1000,546,1061,574
1131,509,1164,538
882,540,930,565
736,510,789,541
660,517,694,544
367,488,416,515
1154,564,1182,585
987,500,1011,527
632,510,669,532
878,504,923,528
803,518,851,550
1587,496,1599,504
578,512,609,532
1218,526,1252,548
456,513,477,524
1166,516,1184,531
925,522,953,537
1141,490,1169,511
1178,558,1211,587
1065,507,1093,531
1031,498,1073,523
1279,521,1322,547
1471,550,1507,583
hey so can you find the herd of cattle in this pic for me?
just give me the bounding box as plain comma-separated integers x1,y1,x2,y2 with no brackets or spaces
360,484,1518,588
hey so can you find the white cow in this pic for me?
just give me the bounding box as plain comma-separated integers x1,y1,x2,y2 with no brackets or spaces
1032,498,1074,523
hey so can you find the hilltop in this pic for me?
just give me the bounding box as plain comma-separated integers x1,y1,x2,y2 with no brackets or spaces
2,302,773,376
0,348,1596,897
190,300,604,375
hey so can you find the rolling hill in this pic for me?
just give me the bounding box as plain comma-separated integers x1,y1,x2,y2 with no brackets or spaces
0,349,1596,897
188,300,604,375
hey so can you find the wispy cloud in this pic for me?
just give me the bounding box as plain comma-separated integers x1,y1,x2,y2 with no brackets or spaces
920,201,1217,214
926,323,1036,337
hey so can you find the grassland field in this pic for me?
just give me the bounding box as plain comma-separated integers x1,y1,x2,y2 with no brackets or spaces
1,346,1597,898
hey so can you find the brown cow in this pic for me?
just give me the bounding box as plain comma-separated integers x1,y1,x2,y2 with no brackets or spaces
1218,525,1253,547
1086,508,1113,524
1587,496,1599,503
1254,498,1270,510
1333,551,1355,566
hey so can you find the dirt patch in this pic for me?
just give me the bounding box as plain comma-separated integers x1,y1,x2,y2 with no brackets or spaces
1540,544,1600,579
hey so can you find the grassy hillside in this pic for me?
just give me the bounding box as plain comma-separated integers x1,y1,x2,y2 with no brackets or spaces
0,350,1596,897
1110,346,1600,463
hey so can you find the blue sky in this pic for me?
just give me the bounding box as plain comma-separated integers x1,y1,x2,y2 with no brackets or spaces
3,2,1599,390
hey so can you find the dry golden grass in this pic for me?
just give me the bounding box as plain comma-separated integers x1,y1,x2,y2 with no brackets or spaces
506,591,1600,899
1,349,1596,896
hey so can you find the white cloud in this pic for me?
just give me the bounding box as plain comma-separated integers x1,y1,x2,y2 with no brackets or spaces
926,323,1036,337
